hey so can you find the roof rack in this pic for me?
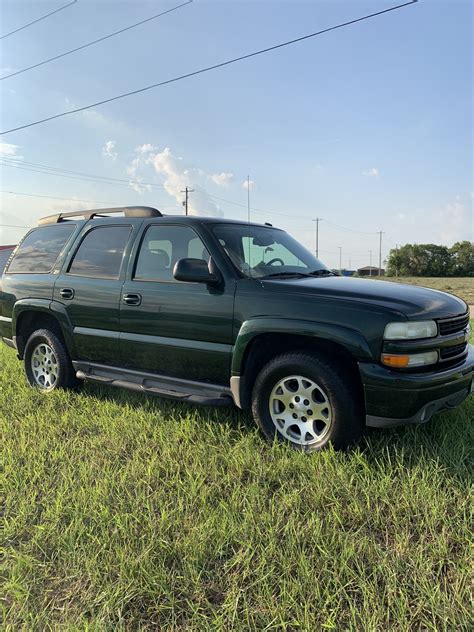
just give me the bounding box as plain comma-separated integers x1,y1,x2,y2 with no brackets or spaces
38,206,162,226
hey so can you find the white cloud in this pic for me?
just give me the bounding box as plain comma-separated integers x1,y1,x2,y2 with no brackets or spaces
125,146,155,194
151,147,222,216
102,140,117,161
135,143,156,155
362,167,379,177
0,142,22,158
209,172,234,186
122,143,228,216
242,179,256,190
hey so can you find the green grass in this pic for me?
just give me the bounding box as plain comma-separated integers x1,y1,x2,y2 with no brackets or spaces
380,277,474,305
2,337,473,631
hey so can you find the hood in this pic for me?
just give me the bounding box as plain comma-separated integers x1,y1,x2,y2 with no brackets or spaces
261,276,467,320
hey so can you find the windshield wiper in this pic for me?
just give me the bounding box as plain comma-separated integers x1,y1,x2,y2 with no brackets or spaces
261,271,311,279
307,269,337,277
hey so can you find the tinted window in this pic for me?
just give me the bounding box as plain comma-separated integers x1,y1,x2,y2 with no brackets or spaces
68,226,131,279
0,247,15,273
8,225,75,273
212,224,328,279
134,225,209,281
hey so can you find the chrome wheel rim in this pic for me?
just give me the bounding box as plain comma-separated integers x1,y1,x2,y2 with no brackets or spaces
30,343,59,389
269,375,333,446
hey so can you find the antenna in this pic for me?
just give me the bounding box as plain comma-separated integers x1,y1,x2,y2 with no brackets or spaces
247,175,251,266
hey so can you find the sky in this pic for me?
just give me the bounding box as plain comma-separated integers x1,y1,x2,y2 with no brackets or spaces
0,0,472,270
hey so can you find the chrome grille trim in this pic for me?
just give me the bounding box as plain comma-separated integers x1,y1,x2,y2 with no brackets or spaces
438,313,470,336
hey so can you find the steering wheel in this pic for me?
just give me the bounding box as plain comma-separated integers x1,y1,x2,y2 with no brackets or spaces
266,257,285,266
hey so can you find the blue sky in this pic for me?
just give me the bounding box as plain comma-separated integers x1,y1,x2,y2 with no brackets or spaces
0,0,472,269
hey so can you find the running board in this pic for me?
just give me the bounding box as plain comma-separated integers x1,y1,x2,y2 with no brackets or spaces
73,361,233,407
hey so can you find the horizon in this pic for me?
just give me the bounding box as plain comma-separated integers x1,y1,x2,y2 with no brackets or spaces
0,0,472,269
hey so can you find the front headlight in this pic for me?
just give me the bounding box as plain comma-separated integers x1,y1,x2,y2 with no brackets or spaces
384,320,437,340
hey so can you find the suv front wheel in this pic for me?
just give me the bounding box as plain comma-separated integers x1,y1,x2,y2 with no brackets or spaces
24,328,79,392
252,352,363,451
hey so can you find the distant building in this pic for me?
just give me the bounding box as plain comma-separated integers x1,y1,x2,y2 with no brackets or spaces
357,266,385,277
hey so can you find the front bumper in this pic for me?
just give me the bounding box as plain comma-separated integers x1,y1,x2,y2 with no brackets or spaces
360,344,474,428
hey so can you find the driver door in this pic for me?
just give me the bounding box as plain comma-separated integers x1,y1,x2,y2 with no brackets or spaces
119,223,235,384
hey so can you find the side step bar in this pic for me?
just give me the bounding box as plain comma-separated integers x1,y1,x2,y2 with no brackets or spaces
73,361,233,407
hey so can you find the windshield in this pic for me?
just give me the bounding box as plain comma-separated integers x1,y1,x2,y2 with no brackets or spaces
212,224,331,279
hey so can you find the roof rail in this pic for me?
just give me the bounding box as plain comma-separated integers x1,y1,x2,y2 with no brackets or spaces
38,206,162,226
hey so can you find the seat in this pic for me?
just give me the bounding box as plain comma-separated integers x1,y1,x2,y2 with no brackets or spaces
135,248,172,280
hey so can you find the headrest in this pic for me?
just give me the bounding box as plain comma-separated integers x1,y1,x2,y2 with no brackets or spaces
150,248,170,269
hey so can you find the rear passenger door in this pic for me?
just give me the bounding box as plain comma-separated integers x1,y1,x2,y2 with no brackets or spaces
119,223,235,384
53,223,133,364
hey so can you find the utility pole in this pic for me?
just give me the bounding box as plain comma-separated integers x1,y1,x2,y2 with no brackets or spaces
247,175,251,224
338,246,342,275
312,217,321,258
369,250,373,276
181,186,194,215
378,231,384,277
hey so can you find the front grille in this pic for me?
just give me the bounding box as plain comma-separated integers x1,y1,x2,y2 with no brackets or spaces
440,342,467,360
438,313,470,336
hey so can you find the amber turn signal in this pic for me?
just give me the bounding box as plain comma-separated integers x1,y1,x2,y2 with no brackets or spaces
381,350,438,368
381,354,410,368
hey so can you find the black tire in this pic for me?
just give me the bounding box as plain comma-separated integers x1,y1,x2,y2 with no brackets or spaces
24,328,80,391
251,352,363,452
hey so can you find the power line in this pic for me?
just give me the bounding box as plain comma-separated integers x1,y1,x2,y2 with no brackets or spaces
0,159,389,236
322,218,379,235
0,0,77,40
0,1,418,135
207,192,309,219
0,189,182,211
1,1,193,81
0,224,31,229
0,189,144,206
0,157,166,189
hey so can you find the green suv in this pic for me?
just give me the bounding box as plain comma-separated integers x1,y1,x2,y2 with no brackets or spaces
1,207,472,451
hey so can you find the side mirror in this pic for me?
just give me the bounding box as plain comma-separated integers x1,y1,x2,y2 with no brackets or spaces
173,258,219,285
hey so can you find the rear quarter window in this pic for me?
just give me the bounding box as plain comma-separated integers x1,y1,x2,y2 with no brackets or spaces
0,248,15,272
7,225,76,274
67,225,131,279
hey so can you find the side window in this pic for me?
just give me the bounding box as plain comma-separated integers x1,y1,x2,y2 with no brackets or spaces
188,236,210,262
134,225,209,282
8,225,75,274
68,225,131,279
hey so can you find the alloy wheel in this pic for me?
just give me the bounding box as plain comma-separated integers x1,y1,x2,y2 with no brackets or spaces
269,374,333,446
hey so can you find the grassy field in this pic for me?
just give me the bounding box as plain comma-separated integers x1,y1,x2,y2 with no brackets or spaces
2,335,473,630
380,277,474,305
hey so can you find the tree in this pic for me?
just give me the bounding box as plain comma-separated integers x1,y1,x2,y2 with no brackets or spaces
386,242,473,277
449,241,474,276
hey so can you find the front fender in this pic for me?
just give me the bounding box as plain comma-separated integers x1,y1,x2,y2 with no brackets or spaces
231,317,373,376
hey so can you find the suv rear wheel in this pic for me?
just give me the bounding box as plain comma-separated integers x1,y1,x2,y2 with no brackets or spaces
251,352,362,451
24,328,80,392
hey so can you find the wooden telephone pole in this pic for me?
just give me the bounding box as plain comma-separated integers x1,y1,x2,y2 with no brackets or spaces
181,186,194,215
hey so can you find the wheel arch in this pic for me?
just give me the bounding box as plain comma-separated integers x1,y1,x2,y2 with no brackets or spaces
13,300,76,359
232,318,370,410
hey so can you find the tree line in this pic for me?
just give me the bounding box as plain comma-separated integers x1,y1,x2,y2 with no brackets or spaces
386,241,473,277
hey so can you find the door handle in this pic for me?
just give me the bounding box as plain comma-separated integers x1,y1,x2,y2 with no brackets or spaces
123,293,142,306
59,288,74,300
